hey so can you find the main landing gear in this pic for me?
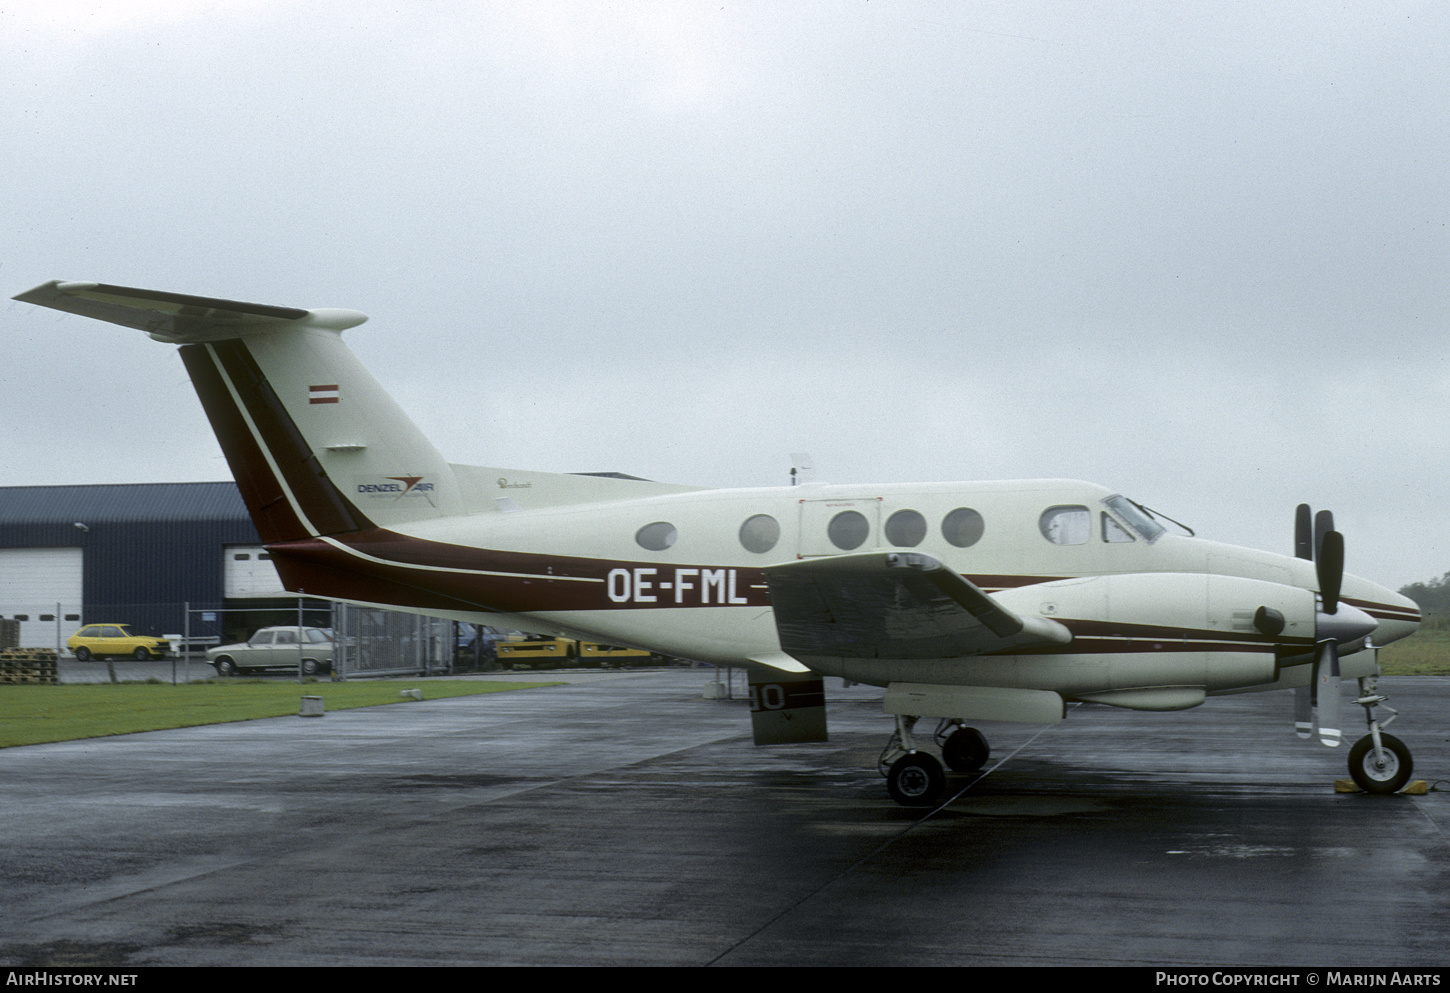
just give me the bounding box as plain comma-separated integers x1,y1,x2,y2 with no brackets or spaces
878,716,991,807
1346,675,1413,795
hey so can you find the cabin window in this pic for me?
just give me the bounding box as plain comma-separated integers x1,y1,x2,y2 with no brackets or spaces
1040,506,1091,545
739,514,780,554
635,521,678,551
234,553,250,560
1103,512,1135,542
827,510,870,550
941,507,985,548
884,509,927,547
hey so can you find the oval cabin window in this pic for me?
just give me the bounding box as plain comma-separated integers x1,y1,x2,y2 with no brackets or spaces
739,514,780,554
635,522,678,551
941,508,985,548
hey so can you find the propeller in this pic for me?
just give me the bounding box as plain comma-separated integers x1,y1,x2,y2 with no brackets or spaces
1317,529,1343,616
1290,505,1371,747
1311,638,1342,747
1295,503,1313,561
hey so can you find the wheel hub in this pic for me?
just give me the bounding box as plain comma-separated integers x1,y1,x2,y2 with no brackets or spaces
898,768,931,796
1364,752,1399,780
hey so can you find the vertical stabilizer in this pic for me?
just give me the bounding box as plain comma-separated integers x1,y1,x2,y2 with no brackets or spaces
13,280,462,542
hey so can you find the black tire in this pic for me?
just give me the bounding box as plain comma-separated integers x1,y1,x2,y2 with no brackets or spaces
214,656,237,677
133,647,152,661
1348,733,1413,795
74,647,92,661
942,727,990,774
886,751,946,807
301,657,319,676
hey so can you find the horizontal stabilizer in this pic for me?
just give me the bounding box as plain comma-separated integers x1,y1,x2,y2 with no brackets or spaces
764,551,1071,664
13,280,366,342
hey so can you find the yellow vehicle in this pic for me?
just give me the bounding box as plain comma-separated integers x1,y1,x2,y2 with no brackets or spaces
578,643,659,668
496,636,576,670
495,636,663,670
68,624,170,661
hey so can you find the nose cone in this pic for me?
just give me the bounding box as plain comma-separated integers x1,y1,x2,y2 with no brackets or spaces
1341,578,1421,646
1369,588,1422,646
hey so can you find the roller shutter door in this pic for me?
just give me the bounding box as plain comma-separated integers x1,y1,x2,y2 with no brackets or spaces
224,546,288,598
0,547,84,651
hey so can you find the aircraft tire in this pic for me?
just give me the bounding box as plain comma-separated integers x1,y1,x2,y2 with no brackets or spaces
887,751,946,807
941,727,989,774
1348,733,1412,795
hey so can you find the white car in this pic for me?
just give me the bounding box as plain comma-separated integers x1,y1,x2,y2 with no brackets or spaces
207,626,335,676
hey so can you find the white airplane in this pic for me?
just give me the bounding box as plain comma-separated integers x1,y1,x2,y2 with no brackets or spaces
16,280,1423,805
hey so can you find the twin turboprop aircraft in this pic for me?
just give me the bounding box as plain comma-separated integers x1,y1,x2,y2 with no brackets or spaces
16,279,1423,805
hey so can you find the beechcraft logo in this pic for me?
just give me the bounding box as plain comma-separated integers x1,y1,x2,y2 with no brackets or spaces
309,384,340,404
355,475,438,506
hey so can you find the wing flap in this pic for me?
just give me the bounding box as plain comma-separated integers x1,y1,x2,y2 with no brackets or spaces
765,551,1070,664
12,280,364,342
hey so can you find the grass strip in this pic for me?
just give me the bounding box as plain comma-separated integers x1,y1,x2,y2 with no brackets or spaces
0,679,561,748
1377,624,1450,676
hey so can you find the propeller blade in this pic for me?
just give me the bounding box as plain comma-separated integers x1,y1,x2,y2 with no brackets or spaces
1295,504,1313,560
1294,685,1313,739
1317,530,1344,614
1313,640,1342,747
1314,509,1334,561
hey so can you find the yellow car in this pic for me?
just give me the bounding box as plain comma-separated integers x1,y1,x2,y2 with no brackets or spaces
68,624,170,661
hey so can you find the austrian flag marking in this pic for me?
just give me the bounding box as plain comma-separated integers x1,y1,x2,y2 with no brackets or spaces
308,384,340,404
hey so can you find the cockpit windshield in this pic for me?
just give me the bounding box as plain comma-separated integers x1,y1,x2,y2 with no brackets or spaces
1104,496,1166,543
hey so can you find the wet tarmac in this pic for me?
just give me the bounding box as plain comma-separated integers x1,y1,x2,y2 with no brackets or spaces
1,668,1446,967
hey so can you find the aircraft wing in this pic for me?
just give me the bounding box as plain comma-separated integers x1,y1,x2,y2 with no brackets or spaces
764,552,1071,664
12,280,365,342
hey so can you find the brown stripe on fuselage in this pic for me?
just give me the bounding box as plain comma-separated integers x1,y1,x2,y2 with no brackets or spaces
1342,595,1420,622
269,529,772,614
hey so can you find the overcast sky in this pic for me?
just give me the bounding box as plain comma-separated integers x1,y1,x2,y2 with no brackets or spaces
2,0,1446,590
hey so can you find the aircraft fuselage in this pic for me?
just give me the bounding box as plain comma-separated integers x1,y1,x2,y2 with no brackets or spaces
267,474,1418,704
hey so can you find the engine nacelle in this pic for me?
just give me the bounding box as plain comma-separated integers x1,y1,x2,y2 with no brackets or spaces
993,572,1319,694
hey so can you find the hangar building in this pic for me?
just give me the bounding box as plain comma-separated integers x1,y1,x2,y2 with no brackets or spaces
0,482,312,653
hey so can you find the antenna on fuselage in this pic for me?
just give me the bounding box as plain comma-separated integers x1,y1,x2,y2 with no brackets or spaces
790,452,815,486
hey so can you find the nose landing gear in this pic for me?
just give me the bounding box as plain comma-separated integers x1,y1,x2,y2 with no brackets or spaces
1347,675,1413,795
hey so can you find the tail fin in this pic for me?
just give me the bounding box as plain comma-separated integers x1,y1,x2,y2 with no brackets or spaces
14,280,462,542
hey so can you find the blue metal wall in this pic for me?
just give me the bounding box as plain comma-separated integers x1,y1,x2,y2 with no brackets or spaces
0,483,260,640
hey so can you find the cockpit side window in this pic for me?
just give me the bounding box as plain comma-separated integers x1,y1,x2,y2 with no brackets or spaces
1103,496,1166,542
1040,506,1091,545
1102,512,1135,542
